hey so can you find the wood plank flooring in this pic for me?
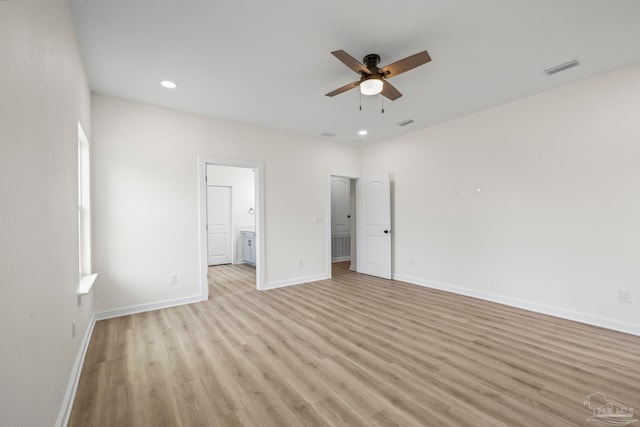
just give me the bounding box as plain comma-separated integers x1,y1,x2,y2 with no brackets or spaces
69,262,640,426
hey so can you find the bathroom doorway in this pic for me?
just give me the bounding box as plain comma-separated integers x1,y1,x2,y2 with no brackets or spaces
198,156,265,300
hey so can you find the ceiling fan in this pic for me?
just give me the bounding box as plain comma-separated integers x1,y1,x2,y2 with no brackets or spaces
325,49,432,101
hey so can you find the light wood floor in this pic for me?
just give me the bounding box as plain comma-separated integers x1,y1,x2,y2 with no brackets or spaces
69,262,640,426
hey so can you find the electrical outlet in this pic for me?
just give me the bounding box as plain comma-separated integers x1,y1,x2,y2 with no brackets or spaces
297,258,303,267
72,321,76,339
619,290,632,304
410,259,416,267
169,274,177,285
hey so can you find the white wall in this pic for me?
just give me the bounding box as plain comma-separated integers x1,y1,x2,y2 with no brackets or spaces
206,165,255,262
361,64,640,333
0,1,93,426
91,94,361,312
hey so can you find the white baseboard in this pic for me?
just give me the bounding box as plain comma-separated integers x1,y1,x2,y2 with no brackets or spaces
332,256,351,263
393,273,640,337
95,295,203,320
264,273,330,290
56,313,96,427
234,261,255,267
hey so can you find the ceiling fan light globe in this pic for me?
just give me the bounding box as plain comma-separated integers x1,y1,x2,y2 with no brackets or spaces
360,78,383,96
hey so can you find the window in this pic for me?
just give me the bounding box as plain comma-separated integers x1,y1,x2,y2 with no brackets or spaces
77,123,96,294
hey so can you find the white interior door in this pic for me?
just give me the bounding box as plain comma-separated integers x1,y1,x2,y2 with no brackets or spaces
357,174,391,279
207,185,232,265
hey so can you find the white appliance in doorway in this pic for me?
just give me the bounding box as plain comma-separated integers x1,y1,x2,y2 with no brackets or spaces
207,185,233,265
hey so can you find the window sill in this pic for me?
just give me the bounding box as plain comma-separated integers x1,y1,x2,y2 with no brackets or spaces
77,273,98,295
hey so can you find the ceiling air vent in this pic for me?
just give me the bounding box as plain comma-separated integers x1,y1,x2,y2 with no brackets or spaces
544,59,580,76
321,132,335,138
397,119,414,127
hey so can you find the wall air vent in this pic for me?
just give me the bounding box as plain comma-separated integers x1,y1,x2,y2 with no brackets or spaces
397,119,414,127
544,59,580,75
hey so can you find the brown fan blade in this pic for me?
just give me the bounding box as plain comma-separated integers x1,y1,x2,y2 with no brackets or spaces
379,50,431,78
381,80,402,101
331,50,372,75
325,81,360,97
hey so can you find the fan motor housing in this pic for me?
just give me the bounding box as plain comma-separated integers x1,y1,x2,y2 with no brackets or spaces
363,54,381,69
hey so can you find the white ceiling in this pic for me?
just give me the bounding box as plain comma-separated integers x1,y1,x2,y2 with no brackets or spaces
69,0,640,145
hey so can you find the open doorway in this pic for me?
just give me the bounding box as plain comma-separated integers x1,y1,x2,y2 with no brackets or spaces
330,176,357,269
198,156,265,301
326,173,392,280
328,175,357,276
207,166,254,266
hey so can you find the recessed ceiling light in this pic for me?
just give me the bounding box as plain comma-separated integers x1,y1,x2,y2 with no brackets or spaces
160,80,177,89
358,130,368,136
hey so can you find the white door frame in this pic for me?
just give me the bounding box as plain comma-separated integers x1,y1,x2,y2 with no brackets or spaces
325,172,359,279
198,156,265,300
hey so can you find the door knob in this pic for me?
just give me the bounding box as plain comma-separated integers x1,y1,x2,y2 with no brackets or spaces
383,230,389,234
